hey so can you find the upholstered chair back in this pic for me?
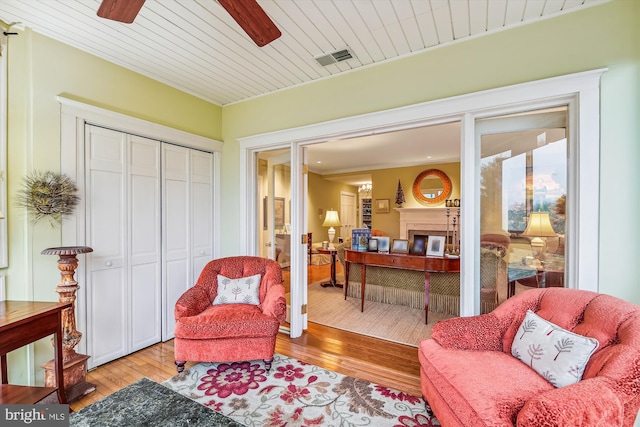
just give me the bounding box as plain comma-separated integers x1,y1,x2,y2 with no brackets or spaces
194,256,283,304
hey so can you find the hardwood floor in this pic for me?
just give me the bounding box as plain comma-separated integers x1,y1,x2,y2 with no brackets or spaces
282,262,342,294
70,323,422,412
71,262,422,412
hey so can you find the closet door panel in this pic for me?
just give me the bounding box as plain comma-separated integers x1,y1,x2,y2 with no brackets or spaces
164,258,190,336
162,145,191,340
85,126,127,368
90,268,126,366
130,263,161,351
129,136,161,351
87,169,125,269
191,150,213,279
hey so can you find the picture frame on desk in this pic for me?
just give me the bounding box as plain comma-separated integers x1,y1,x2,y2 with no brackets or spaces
391,239,409,254
410,234,427,255
377,236,390,253
367,238,378,252
351,228,371,250
426,236,445,257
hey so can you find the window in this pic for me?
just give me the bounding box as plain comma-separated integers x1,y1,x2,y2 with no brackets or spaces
478,108,568,305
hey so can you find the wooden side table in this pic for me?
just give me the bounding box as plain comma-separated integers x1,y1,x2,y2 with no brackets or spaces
316,248,342,288
0,300,71,404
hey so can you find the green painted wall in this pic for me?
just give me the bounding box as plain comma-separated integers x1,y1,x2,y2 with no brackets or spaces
4,28,222,384
369,163,461,238
222,0,640,306
307,172,356,242
7,28,222,298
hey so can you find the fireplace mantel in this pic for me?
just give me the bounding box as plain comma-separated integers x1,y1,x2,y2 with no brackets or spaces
395,207,456,240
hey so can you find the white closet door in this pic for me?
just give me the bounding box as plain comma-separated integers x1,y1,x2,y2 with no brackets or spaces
162,145,191,340
190,150,213,281
161,146,214,340
128,135,161,351
86,126,128,367
86,127,161,368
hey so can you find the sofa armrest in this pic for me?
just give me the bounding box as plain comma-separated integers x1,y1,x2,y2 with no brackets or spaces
431,313,506,351
174,285,212,320
260,283,287,323
517,378,624,426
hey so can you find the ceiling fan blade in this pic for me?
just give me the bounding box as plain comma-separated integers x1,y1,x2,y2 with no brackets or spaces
217,0,281,47
97,0,146,24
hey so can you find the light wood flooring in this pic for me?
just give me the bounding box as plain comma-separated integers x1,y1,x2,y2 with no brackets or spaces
70,324,422,412
282,261,343,294
71,263,422,412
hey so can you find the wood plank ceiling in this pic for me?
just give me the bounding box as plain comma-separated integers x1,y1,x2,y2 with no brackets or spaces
0,0,605,106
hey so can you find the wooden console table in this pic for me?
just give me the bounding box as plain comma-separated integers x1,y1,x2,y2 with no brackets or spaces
344,249,460,323
0,300,72,404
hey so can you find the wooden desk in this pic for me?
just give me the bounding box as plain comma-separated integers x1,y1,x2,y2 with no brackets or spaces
344,249,460,323
0,300,72,404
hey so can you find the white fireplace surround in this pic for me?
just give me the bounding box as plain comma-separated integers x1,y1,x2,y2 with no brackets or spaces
396,208,459,241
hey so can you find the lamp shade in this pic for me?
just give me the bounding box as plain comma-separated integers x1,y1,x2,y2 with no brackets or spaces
322,210,341,227
522,212,556,237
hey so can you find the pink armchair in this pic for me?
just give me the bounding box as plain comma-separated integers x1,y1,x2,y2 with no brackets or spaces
174,256,287,373
419,288,640,426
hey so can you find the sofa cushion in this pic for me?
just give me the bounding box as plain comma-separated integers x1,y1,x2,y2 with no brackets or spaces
174,303,280,340
511,310,599,388
212,273,261,305
419,339,554,426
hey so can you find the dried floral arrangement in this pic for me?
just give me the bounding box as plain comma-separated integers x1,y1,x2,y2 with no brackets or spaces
15,171,79,225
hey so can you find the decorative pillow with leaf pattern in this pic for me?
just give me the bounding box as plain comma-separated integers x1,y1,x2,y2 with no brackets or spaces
212,274,261,305
511,310,599,388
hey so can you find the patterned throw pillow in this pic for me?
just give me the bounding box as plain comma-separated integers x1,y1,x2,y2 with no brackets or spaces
212,274,261,305
511,310,599,388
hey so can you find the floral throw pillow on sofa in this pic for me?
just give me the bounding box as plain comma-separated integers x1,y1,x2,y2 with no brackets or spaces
212,274,261,305
511,310,599,388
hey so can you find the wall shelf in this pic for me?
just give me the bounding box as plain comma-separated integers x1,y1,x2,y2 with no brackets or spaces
361,198,372,228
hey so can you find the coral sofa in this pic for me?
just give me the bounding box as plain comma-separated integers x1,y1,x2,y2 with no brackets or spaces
174,256,287,373
418,288,640,426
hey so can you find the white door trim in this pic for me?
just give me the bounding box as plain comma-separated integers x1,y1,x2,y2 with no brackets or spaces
238,68,605,331
59,97,223,355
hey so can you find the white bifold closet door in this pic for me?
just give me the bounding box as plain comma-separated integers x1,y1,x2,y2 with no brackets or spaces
85,126,162,368
162,144,213,340
85,127,214,368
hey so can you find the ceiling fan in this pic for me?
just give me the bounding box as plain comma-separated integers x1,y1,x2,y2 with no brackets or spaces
96,0,281,47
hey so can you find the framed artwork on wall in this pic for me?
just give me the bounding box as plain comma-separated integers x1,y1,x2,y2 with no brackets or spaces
274,197,285,227
263,196,268,230
426,236,445,257
375,199,390,214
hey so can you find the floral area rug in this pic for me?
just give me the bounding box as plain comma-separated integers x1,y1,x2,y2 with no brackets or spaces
163,354,440,426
